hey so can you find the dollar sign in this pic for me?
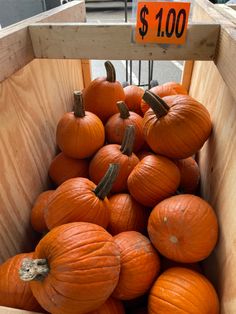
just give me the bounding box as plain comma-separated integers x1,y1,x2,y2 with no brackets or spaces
139,5,149,39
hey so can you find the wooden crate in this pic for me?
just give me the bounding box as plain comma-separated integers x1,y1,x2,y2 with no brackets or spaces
0,0,235,313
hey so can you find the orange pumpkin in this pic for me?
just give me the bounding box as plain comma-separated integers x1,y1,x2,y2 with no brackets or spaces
112,231,160,300
148,194,218,263
105,101,145,152
141,82,187,114
148,267,219,313
124,85,144,116
89,125,139,193
56,91,105,158
128,155,180,207
0,253,44,311
108,193,149,235
48,152,89,186
31,190,54,233
88,297,125,314
83,61,125,122
19,222,121,314
142,91,212,159
45,164,119,230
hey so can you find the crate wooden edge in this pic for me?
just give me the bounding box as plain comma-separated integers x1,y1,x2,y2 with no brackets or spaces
0,307,42,314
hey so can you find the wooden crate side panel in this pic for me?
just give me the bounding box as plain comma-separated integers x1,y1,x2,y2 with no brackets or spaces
189,60,236,314
0,307,41,314
0,59,83,262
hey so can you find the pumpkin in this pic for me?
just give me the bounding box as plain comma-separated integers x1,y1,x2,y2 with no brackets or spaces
105,101,144,152
83,61,125,122
88,297,125,314
141,81,188,114
127,155,180,207
48,152,89,186
108,193,149,235
0,253,43,311
19,222,121,314
31,190,54,233
142,91,212,159
89,125,139,193
45,163,119,230
148,267,219,313
124,85,144,116
147,194,218,263
136,150,154,160
174,157,200,194
56,91,105,159
112,231,160,300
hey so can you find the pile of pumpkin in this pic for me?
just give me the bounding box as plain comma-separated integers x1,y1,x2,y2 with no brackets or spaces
0,61,220,314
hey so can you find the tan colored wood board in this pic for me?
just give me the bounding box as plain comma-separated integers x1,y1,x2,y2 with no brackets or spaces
0,307,42,314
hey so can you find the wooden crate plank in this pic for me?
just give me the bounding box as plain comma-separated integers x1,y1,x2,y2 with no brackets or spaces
181,60,194,92
29,22,219,61
81,59,92,88
0,0,86,83
0,307,42,314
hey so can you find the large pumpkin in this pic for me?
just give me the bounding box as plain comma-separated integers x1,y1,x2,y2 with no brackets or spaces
88,297,125,314
56,91,105,158
127,155,180,207
142,91,212,159
148,194,218,263
112,231,160,300
83,61,125,122
148,267,219,313
45,163,119,230
124,84,144,116
0,253,43,311
19,222,121,314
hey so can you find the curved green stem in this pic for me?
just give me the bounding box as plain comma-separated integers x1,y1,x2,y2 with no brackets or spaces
74,91,85,117
120,125,135,156
142,90,169,118
105,61,116,82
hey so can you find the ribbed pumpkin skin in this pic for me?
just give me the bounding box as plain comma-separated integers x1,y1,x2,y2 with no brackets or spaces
45,178,110,230
148,194,218,263
124,85,144,116
48,152,89,186
56,111,105,159
31,190,54,233
141,82,187,114
174,157,200,194
30,222,121,314
148,267,220,314
143,95,212,159
127,155,180,207
0,253,43,311
108,193,149,235
89,145,139,193
88,297,125,314
105,112,144,152
83,78,125,123
112,231,160,300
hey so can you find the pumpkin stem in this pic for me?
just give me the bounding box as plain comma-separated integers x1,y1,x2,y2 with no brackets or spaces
74,91,85,118
105,61,116,82
117,101,130,119
19,258,49,282
94,164,120,200
143,90,169,118
120,125,135,156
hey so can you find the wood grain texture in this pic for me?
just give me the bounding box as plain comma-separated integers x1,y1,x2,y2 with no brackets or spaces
0,307,42,314
0,0,86,83
81,59,92,88
181,61,194,92
29,22,219,60
0,59,84,262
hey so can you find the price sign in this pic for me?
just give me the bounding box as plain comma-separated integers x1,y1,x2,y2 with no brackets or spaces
136,2,191,44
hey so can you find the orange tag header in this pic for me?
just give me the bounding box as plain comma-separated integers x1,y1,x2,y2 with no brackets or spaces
136,2,191,45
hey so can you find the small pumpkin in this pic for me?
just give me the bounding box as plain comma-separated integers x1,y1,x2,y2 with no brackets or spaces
142,91,212,159
88,297,125,314
105,101,145,152
112,231,160,300
148,267,219,314
48,152,89,186
128,155,180,207
45,164,119,230
19,222,121,314
89,125,139,193
56,91,105,158
0,253,43,311
83,61,125,122
108,193,149,235
31,190,54,233
148,194,218,263
141,81,188,114
124,85,144,116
